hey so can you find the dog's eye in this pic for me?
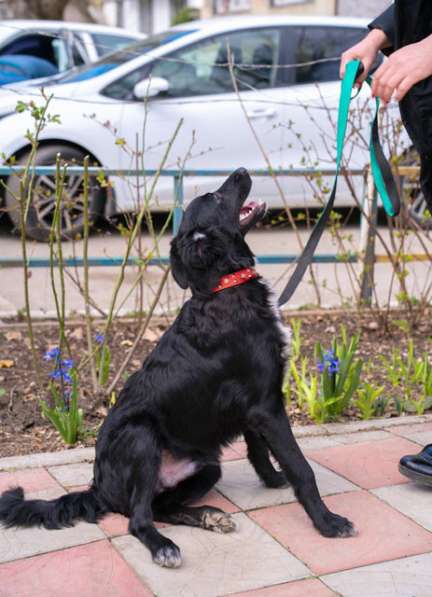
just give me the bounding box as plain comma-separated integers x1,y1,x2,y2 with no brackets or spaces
193,231,206,241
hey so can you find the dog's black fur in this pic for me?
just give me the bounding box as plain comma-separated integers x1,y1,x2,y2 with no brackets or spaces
0,168,355,568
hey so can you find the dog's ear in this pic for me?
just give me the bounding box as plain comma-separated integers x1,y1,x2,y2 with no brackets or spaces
170,236,189,289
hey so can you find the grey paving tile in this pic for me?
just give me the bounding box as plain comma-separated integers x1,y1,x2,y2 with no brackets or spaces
322,553,432,597
332,430,392,444
0,447,95,472
297,436,341,450
217,459,357,511
392,430,432,446
0,488,104,563
112,512,310,597
373,483,432,532
48,462,94,487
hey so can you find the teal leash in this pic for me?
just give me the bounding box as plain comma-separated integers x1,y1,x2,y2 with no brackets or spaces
278,59,400,306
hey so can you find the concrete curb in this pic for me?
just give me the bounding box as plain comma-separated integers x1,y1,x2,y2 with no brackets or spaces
1,414,431,473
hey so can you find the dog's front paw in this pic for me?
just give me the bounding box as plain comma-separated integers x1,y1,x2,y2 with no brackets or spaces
316,511,357,538
202,510,237,533
153,541,182,568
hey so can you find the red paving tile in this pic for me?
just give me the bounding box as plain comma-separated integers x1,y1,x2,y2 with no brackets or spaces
228,578,336,597
0,540,153,597
194,488,240,513
0,468,60,494
306,437,419,489
99,513,130,537
222,446,245,461
249,490,432,575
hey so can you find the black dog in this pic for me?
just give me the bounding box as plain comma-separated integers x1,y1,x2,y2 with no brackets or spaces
0,168,355,568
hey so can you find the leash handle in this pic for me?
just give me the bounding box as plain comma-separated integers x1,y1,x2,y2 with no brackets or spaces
278,59,400,306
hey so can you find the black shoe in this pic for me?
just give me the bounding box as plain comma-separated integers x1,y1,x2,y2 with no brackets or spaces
399,444,432,486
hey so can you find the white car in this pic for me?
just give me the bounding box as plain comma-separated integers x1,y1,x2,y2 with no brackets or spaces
0,19,146,81
0,16,407,241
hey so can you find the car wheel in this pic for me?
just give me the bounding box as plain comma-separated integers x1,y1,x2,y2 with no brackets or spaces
5,144,105,242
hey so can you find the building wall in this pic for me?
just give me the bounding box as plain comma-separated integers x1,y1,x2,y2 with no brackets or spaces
336,0,391,18
201,0,336,19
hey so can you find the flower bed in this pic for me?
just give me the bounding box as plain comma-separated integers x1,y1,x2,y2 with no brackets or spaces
0,309,431,458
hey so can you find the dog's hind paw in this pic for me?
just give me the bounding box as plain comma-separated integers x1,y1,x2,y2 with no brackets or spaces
153,543,182,568
317,511,357,538
202,510,237,534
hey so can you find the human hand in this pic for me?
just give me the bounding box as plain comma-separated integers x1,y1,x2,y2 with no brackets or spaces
371,34,432,103
340,29,389,87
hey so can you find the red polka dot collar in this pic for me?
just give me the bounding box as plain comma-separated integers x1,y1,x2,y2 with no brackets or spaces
212,267,259,293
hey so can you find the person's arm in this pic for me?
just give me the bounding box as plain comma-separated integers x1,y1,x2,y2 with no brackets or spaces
368,5,396,55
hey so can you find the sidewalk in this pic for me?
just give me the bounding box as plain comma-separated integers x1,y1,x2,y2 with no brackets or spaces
0,417,431,597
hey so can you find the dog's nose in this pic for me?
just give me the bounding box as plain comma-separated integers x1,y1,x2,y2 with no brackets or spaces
234,167,249,181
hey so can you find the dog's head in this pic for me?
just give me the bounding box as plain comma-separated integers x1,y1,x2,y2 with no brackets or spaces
170,168,266,294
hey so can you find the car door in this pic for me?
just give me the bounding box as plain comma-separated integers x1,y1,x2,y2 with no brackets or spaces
277,24,373,208
106,27,287,211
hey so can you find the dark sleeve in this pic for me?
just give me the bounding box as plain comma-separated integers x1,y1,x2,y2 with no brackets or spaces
368,5,395,54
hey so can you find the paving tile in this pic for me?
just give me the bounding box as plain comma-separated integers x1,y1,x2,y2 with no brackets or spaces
322,553,432,597
331,430,392,444
222,447,245,462
249,490,432,575
0,447,95,472
0,539,153,597
48,462,94,487
0,487,105,563
99,513,130,538
228,578,337,597
0,468,60,494
373,483,432,532
296,436,341,451
306,437,419,489
194,488,240,513
217,459,356,511
388,422,432,446
112,512,310,597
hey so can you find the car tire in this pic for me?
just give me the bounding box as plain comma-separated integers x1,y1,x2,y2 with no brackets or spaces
5,144,105,242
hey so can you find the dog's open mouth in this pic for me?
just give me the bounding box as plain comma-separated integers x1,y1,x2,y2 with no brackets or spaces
239,200,266,232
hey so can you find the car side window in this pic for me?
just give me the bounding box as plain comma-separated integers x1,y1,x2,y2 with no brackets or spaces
294,27,365,84
92,33,140,57
149,28,283,97
0,33,59,69
102,28,283,101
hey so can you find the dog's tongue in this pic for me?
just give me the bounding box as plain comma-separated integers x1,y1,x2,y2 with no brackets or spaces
240,201,259,218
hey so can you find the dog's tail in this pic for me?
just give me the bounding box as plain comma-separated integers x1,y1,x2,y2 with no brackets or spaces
0,485,105,530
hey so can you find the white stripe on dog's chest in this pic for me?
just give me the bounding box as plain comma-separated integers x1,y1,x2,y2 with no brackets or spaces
261,280,292,360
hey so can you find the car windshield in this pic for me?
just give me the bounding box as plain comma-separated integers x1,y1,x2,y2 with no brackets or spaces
57,29,197,84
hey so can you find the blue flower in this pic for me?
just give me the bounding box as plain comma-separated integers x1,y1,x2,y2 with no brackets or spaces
61,359,74,370
49,369,72,384
317,350,339,375
324,350,336,363
328,360,340,374
95,333,104,344
44,347,61,361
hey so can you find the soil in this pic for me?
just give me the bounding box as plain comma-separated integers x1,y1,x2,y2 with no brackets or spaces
0,309,431,459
